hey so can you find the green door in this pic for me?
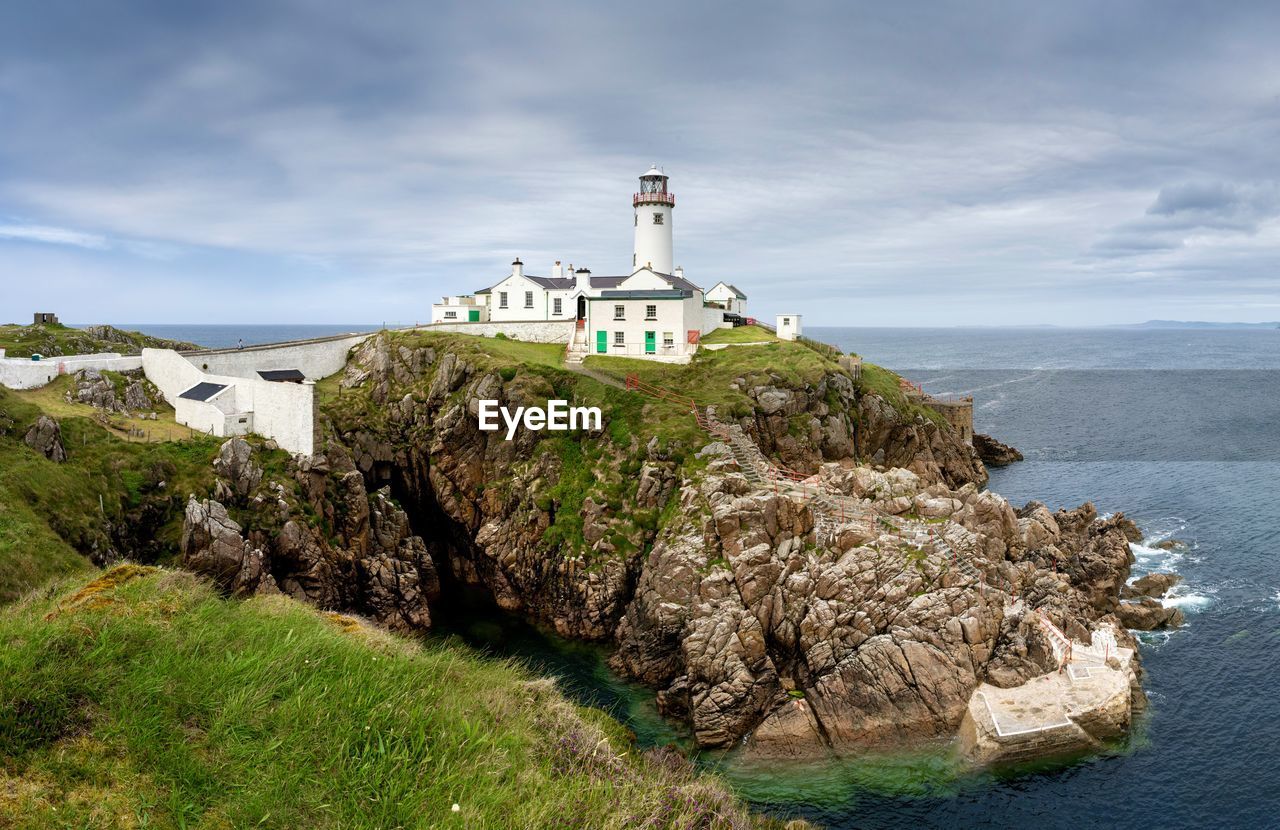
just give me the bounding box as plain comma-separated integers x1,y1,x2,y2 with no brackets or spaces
468,309,480,322
596,330,607,354
645,331,656,354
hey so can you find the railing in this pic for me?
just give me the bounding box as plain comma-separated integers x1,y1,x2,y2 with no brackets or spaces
633,191,676,206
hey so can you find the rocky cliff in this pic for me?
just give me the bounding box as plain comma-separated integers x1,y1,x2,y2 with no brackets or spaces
177,331,1145,760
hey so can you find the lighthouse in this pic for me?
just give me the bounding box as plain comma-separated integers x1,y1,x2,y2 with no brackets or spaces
632,166,674,274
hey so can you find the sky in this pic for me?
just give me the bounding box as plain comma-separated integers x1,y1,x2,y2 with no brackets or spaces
1,0,1278,326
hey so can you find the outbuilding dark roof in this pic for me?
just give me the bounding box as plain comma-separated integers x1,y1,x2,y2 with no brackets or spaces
178,382,228,402
257,369,306,383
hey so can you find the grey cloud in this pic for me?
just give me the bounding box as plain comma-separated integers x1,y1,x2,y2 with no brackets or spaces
2,0,1280,325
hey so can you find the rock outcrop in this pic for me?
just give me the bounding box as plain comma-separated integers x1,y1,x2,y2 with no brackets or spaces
974,433,1023,467
64,368,158,416
180,438,441,632
24,415,67,462
614,456,1143,757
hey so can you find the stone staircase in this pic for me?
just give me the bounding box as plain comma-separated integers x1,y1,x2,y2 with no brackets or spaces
566,325,587,365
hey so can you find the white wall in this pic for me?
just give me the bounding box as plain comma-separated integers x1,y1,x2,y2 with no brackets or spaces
488,273,551,321
423,320,575,343
0,353,144,390
143,348,316,455
776,314,803,341
701,304,731,334
584,297,699,357
188,333,369,381
633,202,673,274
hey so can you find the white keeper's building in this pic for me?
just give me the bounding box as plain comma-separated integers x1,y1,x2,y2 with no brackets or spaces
430,167,749,360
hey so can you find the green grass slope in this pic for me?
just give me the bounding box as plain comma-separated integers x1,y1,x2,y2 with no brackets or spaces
0,321,201,358
0,386,220,602
0,566,789,830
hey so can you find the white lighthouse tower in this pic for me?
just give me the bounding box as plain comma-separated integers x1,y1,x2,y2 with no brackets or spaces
632,166,674,274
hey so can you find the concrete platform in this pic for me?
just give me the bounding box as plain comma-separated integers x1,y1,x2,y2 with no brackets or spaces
958,624,1137,765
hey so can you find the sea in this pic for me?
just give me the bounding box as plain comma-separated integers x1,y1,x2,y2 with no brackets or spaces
102,324,1280,829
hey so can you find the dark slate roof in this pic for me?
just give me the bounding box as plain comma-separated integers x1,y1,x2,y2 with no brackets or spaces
257,369,306,382
474,287,491,295
596,289,693,300
525,275,575,290
590,275,627,288
179,382,228,402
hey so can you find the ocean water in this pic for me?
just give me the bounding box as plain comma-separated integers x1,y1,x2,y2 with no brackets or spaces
123,323,1280,827
74,323,381,350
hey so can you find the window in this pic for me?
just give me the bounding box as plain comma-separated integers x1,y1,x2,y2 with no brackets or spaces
614,305,625,320
645,304,657,320
634,214,638,226
553,298,562,315
782,317,790,325
633,253,637,266
524,291,534,309
613,331,625,346
652,212,663,225
499,291,508,309
663,332,674,348
444,311,457,319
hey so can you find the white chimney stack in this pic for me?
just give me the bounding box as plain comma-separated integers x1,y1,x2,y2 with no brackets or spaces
552,260,563,278
674,266,684,280
512,258,523,278
575,267,591,292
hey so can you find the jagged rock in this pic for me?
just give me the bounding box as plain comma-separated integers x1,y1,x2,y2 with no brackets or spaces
123,380,151,411
181,497,278,595
212,438,263,503
973,433,1023,466
613,459,1142,757
1116,597,1184,630
1125,572,1181,599
24,415,67,462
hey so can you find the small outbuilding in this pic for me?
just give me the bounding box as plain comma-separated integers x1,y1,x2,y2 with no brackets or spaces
776,313,803,341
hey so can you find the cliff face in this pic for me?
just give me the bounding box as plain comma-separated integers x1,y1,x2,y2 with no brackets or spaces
177,332,1138,758
717,368,987,489
612,459,1140,755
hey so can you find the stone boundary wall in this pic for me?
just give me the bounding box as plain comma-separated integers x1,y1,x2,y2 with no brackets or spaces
420,320,575,343
0,353,143,390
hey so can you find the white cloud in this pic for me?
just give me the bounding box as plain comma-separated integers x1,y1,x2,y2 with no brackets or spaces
0,223,109,250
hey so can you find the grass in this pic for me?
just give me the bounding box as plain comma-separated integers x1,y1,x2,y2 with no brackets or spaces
698,325,778,345
0,566,785,829
12,373,193,443
0,322,200,358
0,385,220,600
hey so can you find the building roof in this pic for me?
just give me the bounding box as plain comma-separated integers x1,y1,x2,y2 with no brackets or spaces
711,281,747,299
641,165,667,178
257,369,306,383
595,289,693,300
474,287,491,295
179,382,228,402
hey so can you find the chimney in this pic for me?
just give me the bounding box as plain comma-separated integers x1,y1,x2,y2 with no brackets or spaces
512,258,523,278
575,267,591,292
674,266,684,280
552,260,563,278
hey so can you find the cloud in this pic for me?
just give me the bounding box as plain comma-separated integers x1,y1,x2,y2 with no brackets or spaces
2,1,1280,324
1092,180,1280,256
0,223,109,250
